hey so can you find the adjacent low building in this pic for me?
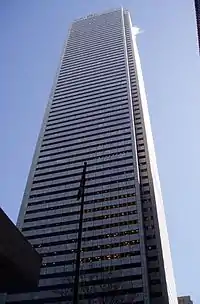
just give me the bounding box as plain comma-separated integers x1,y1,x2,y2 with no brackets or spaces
178,296,193,304
0,207,41,293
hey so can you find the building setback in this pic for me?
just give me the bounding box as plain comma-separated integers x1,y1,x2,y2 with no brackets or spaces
7,8,178,304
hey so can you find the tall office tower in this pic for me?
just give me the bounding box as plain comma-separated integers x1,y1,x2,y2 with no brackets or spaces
194,0,200,53
7,8,178,304
178,296,193,304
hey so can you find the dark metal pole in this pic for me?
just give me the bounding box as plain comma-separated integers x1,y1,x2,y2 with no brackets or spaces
73,162,87,304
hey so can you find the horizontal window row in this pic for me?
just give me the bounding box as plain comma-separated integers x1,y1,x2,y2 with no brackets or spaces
24,204,137,230
62,42,123,59
84,201,136,214
64,41,124,60
41,127,130,148
55,76,134,100
27,191,136,214
52,86,127,111
46,113,130,131
43,155,134,173
53,80,127,102
60,53,125,75
68,24,122,34
30,177,135,201
70,18,122,28
71,17,121,24
63,44,124,61
57,67,125,87
60,59,125,80
28,187,136,206
57,69,134,94
41,262,141,280
39,277,142,293
46,112,129,134
30,175,135,197
44,124,130,148
39,144,132,165
70,19,122,27
58,61,126,79
66,36,123,53
33,161,133,184
22,210,138,232
45,112,130,134
66,37,123,53
28,189,135,208
71,17,121,27
66,30,123,44
46,106,129,130
82,239,140,253
25,200,136,223
55,79,127,100
51,90,128,112
47,106,129,128
38,151,129,172
39,240,140,258
26,214,138,237
28,185,136,206
49,97,128,121
36,157,133,180
25,219,138,240
39,139,132,159
25,210,79,226
61,50,124,72
71,15,121,23
57,65,133,87
30,179,135,201
33,228,139,249
47,102,128,126
26,200,80,213
65,44,123,60
52,87,128,108
83,228,139,242
66,35,123,50
36,150,133,171
34,155,133,178
31,169,134,191
43,122,130,145
24,208,80,222
57,65,126,84
80,251,140,264
6,289,144,303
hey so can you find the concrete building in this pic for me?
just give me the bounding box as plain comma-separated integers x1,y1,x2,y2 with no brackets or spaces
7,8,178,304
0,208,41,293
178,296,193,304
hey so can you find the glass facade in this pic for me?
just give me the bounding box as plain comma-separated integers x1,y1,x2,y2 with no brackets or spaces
7,8,178,304
194,0,200,53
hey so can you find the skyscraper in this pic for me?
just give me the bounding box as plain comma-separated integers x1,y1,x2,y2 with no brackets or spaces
7,8,178,304
194,0,200,52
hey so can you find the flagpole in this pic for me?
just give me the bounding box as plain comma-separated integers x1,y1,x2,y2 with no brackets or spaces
73,161,87,304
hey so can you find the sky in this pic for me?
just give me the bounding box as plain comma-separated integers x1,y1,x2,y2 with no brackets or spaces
0,0,199,302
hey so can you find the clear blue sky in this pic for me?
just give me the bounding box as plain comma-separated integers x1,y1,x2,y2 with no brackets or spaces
0,0,199,302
